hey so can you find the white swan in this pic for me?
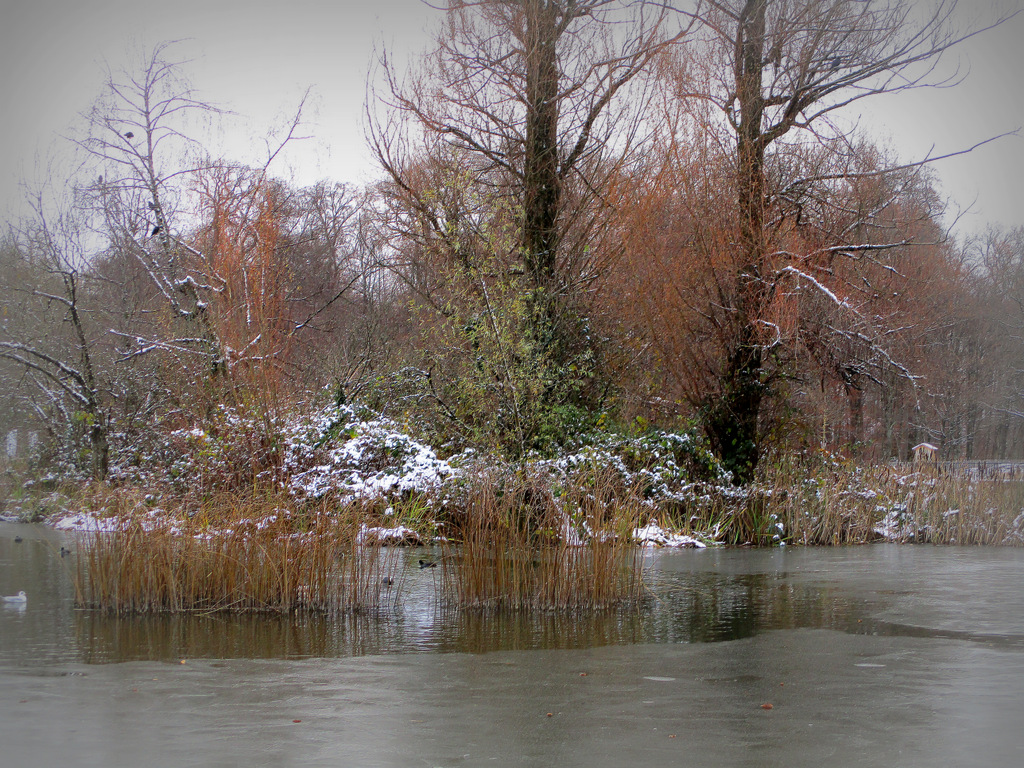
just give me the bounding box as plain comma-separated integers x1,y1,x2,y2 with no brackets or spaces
2,591,27,603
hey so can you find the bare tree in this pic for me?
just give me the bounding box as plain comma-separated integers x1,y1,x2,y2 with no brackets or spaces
0,197,111,479
659,0,1014,481
369,0,686,451
75,42,226,381
76,44,354,419
965,226,1024,457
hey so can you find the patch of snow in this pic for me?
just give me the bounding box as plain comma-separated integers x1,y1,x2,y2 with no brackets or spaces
356,523,423,545
52,512,120,533
633,523,707,548
873,508,914,540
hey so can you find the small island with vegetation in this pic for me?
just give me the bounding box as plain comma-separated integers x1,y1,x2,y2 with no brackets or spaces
2,1,1022,617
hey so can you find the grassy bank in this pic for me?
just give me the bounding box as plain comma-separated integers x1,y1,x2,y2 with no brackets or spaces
66,470,651,615
59,458,1024,616
6,404,1023,615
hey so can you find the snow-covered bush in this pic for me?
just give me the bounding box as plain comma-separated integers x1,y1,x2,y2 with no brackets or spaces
283,405,453,503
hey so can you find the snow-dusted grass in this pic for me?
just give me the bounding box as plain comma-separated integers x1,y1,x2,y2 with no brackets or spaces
282,404,454,503
13,402,1024,551
632,523,707,548
753,457,1024,546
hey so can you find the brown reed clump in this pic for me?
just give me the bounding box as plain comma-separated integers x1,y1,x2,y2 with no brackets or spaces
438,468,648,613
866,464,1024,545
749,458,1024,546
74,512,404,615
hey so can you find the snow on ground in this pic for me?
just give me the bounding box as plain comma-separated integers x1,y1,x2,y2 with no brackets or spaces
872,509,911,540
632,523,708,548
357,523,423,545
52,511,122,533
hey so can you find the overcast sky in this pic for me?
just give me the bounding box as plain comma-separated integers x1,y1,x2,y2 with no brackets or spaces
1,0,1021,237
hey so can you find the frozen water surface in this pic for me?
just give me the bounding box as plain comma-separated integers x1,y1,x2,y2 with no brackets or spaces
3,523,1023,767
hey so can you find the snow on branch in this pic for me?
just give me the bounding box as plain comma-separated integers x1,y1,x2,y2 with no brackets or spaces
0,343,90,406
777,266,853,311
173,274,225,295
756,320,782,349
111,331,218,362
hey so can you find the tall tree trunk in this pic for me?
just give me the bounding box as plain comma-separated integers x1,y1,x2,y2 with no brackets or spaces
523,0,563,356
90,418,109,481
845,377,864,454
523,0,561,288
68,273,109,481
705,0,768,483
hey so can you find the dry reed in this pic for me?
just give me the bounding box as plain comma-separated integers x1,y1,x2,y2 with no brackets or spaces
438,469,648,612
755,460,1024,546
74,513,404,615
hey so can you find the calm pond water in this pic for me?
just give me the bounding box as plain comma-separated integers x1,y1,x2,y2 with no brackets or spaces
2,521,1024,767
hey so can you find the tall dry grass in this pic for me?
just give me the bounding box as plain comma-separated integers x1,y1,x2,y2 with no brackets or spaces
754,459,1024,546
74,511,404,615
438,469,648,612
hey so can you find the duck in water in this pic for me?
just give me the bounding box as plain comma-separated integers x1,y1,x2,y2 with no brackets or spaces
2,591,27,603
